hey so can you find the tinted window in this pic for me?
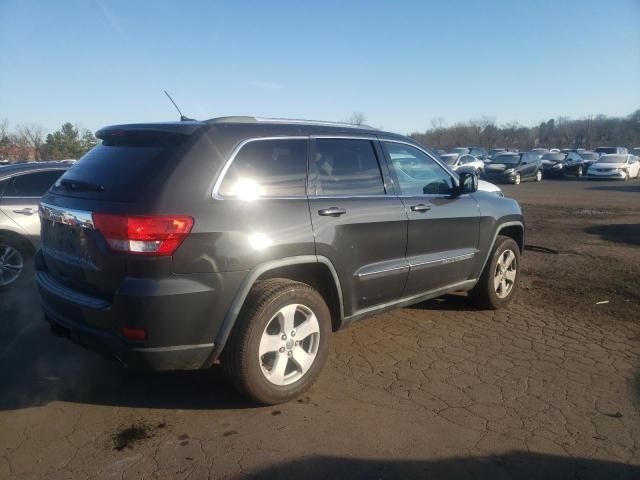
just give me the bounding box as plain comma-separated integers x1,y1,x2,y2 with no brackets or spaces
52,141,182,202
4,170,64,197
220,139,307,197
384,142,454,195
314,139,384,196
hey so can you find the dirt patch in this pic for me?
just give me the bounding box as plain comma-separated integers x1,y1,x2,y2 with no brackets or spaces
112,421,156,451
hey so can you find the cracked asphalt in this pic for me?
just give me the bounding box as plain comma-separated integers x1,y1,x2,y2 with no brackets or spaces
1,179,639,479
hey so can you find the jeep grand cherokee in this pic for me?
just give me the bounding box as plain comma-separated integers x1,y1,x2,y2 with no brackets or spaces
36,117,524,404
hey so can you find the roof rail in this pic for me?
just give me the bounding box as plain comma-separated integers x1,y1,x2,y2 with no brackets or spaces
254,117,376,129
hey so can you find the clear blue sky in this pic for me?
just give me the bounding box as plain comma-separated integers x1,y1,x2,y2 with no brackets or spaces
1,0,639,135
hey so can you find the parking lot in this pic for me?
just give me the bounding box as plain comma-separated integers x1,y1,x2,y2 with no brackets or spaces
1,178,638,479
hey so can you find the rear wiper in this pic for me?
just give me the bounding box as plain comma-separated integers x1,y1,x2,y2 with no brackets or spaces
59,179,105,192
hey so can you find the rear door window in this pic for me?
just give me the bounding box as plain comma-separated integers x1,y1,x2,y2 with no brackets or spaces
3,170,65,197
219,139,308,197
313,138,385,196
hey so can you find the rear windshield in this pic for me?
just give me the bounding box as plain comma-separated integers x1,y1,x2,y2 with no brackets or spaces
50,138,183,202
595,147,617,154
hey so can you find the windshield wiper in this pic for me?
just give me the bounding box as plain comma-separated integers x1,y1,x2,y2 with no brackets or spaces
59,179,105,192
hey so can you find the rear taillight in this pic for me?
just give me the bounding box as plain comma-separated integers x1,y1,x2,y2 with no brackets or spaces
92,213,194,256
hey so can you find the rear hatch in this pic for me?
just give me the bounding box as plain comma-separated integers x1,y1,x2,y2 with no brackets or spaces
39,122,203,299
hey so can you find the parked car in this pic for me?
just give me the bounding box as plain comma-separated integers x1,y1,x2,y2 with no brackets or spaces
482,152,543,184
488,148,506,160
577,151,600,172
440,153,484,173
36,117,525,404
0,162,68,287
448,147,489,161
540,152,586,178
586,154,640,180
595,146,628,155
529,148,549,159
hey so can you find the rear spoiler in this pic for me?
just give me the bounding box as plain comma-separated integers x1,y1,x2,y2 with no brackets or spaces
96,121,205,141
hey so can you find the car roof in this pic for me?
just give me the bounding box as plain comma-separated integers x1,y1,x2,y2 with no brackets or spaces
96,116,412,144
0,161,69,179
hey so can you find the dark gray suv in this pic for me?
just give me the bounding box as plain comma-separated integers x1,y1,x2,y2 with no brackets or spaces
36,117,524,404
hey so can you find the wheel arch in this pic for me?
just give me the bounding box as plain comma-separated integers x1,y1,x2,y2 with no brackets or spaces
0,228,36,256
207,255,344,365
474,221,525,286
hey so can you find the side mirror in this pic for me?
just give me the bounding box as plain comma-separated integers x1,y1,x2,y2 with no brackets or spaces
453,171,478,196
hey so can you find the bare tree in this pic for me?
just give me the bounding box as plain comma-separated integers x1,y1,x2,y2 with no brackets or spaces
16,123,46,160
346,112,366,125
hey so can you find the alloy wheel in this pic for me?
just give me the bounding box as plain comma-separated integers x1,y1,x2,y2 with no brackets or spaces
258,304,320,386
0,244,24,287
494,249,517,299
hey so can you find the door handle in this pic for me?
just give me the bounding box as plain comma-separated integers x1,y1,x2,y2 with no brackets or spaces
12,208,36,216
318,207,347,217
410,204,432,212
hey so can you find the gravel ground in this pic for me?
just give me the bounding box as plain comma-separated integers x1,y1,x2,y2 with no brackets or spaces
1,178,638,479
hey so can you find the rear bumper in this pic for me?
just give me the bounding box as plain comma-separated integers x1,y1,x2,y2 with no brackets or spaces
36,251,245,370
44,308,214,370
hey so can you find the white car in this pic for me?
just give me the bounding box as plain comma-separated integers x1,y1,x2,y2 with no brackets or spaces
440,153,484,174
586,154,640,180
478,179,504,197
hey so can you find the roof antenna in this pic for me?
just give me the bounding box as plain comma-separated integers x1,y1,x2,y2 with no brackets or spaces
164,90,194,121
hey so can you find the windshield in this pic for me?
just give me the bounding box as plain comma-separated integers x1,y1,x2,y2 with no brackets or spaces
597,155,626,163
440,154,459,165
595,147,617,154
541,153,565,161
448,148,469,155
492,155,521,165
580,153,598,160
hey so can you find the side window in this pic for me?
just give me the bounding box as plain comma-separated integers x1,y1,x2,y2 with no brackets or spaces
3,170,64,197
314,139,385,196
384,142,454,195
219,139,307,198
459,155,473,165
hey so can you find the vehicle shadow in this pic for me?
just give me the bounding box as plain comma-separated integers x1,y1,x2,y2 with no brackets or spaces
0,311,253,411
245,452,639,480
408,293,479,312
584,223,640,246
587,184,640,193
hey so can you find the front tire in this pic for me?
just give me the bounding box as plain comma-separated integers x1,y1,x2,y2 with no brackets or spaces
513,173,521,185
221,279,331,404
470,236,520,309
535,169,543,182
576,166,583,178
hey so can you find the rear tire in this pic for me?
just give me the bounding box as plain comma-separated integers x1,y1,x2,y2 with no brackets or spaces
470,236,520,309
0,236,31,289
221,279,331,404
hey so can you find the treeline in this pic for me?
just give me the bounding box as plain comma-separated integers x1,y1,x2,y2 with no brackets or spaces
410,109,640,150
0,120,99,161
